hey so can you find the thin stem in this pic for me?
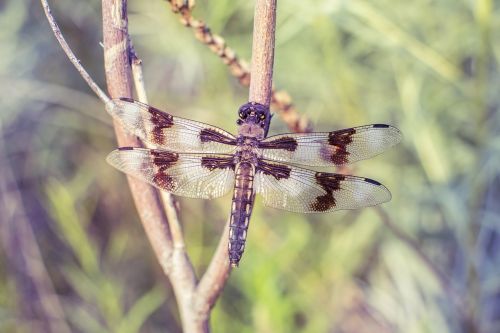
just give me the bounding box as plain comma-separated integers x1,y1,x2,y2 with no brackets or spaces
128,39,186,249
40,0,110,105
248,0,277,107
128,45,201,332
194,220,232,313
195,0,278,322
128,39,148,101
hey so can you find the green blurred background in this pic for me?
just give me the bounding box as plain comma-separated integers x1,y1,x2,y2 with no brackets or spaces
1,0,499,332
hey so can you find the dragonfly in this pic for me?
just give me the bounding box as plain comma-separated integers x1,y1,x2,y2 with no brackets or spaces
106,98,402,267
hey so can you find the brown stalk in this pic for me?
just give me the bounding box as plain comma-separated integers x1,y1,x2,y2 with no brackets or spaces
248,0,277,106
194,222,231,315
101,2,205,332
100,0,177,274
194,0,279,320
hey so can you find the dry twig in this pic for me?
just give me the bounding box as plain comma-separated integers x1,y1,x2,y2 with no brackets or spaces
166,0,311,132
41,0,110,105
248,0,277,107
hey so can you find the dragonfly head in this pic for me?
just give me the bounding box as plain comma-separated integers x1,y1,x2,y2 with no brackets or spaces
237,102,269,128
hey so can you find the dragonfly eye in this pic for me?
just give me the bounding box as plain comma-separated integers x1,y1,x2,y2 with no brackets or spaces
259,114,266,120
239,111,247,119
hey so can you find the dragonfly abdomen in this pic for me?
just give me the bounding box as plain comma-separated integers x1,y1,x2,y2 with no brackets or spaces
228,162,256,267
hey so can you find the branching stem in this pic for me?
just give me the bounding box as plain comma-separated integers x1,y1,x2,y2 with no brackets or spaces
41,0,279,331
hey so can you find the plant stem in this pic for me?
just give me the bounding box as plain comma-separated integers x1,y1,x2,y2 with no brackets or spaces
101,0,175,266
248,0,277,107
195,0,279,325
43,0,279,331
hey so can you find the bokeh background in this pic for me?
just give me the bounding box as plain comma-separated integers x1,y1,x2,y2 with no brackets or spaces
1,0,499,332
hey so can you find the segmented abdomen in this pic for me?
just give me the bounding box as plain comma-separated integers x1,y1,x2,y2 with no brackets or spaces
228,162,255,267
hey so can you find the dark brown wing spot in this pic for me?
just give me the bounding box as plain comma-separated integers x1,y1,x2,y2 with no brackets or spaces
257,159,291,180
326,128,355,164
149,151,179,190
201,156,235,171
150,150,179,171
153,172,176,192
310,173,345,212
200,128,237,145
258,136,298,151
148,107,174,145
311,194,335,212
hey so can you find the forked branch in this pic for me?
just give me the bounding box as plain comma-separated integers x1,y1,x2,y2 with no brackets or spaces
41,0,279,331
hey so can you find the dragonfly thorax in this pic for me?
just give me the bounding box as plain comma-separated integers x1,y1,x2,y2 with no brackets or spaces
235,136,260,164
237,122,265,139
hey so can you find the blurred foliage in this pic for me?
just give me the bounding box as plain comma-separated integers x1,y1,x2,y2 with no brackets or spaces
0,0,499,332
